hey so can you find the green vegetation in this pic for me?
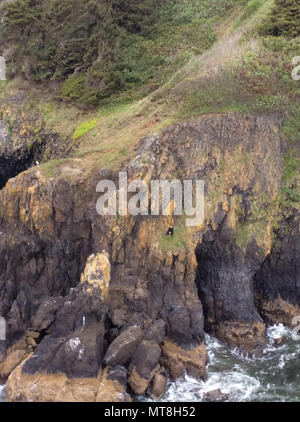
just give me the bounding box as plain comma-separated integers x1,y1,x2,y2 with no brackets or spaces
73,118,99,140
235,192,275,250
26,141,33,152
159,219,188,253
236,225,251,249
1,0,299,196
40,158,71,178
259,0,300,38
282,152,300,203
61,75,86,101
234,0,264,28
280,109,300,205
179,32,300,117
1,0,248,106
282,106,300,145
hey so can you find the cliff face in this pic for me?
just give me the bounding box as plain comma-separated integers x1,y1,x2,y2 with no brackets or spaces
254,209,300,325
0,107,299,401
0,94,73,189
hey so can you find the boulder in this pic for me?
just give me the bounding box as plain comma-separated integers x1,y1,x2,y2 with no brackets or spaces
128,341,161,395
144,320,166,344
104,325,143,367
106,365,128,388
161,339,207,381
204,389,229,402
6,360,131,402
147,371,167,401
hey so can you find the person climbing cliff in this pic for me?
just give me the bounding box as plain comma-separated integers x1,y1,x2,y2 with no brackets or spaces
166,226,174,237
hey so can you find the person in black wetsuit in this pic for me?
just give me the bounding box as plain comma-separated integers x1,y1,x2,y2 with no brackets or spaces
166,225,174,237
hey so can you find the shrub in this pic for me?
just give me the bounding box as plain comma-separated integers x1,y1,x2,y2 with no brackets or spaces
61,74,86,100
259,0,300,38
1,0,248,106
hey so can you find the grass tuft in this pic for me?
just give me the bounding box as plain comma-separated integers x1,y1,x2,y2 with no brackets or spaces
73,118,99,141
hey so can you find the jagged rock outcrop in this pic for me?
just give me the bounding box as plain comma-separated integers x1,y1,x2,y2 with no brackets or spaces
104,325,143,367
5,252,117,401
147,371,167,400
0,110,299,401
204,389,230,402
161,339,207,380
195,225,267,352
0,93,73,188
6,362,131,402
128,340,161,395
151,112,284,353
254,209,300,326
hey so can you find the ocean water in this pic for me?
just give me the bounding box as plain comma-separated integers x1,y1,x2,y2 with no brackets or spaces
1,325,299,402
0,384,5,402
161,325,300,402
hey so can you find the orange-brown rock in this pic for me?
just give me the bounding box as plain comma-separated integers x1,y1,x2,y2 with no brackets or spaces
161,339,207,381
0,109,299,402
5,358,130,402
214,321,267,354
147,371,167,401
254,295,300,327
128,340,161,395
0,338,30,383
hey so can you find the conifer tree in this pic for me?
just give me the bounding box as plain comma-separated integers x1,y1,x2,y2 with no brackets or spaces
260,0,300,38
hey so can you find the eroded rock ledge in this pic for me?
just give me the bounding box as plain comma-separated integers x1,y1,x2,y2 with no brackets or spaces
0,112,299,401
0,94,73,189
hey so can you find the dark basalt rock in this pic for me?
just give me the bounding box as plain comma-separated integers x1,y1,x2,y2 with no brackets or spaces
129,340,161,380
128,340,162,395
0,173,94,349
107,365,128,388
0,154,34,190
144,319,166,344
147,371,167,400
0,111,299,401
31,297,63,333
195,220,266,351
103,325,143,367
196,224,263,327
204,389,230,402
0,340,5,362
22,284,107,378
0,104,73,190
254,210,300,325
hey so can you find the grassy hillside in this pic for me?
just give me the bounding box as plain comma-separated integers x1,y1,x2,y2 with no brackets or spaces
0,0,249,105
0,0,299,203
259,0,300,37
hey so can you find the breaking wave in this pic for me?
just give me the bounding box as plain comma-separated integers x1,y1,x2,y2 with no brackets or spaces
161,325,300,402
1,325,299,402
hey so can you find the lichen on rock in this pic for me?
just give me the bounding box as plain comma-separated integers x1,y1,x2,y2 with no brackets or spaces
80,252,111,300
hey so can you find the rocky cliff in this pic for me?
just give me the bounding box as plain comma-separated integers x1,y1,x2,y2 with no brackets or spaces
0,93,73,189
0,102,299,401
